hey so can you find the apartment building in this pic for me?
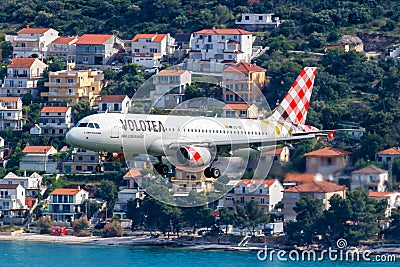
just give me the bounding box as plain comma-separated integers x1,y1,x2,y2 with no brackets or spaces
0,97,24,130
31,106,73,136
75,34,125,65
7,26,59,58
131,33,175,68
42,70,102,106
189,28,253,63
1,58,48,97
98,95,131,113
48,187,89,222
222,62,266,103
47,37,78,63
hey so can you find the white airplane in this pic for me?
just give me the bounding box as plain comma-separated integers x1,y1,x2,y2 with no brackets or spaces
66,67,331,177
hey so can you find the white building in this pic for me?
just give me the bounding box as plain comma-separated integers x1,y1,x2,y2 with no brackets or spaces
113,188,145,219
220,179,283,213
0,172,44,197
151,69,191,109
48,187,89,222
369,191,400,217
31,106,73,136
98,95,131,114
19,145,58,173
7,27,59,58
0,97,24,130
47,37,78,63
131,33,175,68
351,165,389,192
235,13,280,31
189,28,253,63
0,184,27,218
1,58,48,97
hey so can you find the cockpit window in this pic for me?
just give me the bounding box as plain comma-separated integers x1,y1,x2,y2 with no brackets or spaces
94,123,100,129
88,123,95,128
77,122,88,127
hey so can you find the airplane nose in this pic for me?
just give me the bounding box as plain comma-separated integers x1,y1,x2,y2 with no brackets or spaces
65,128,77,146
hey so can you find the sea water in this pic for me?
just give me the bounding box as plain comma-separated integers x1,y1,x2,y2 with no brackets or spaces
0,241,397,267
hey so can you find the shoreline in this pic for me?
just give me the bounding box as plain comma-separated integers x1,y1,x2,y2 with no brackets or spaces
1,233,400,255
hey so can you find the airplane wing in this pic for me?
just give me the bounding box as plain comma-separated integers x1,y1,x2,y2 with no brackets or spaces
166,134,316,151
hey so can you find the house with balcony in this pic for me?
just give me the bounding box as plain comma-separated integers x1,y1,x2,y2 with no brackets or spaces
75,34,125,66
151,69,191,109
98,95,131,113
283,172,324,188
170,167,216,196
113,188,146,219
351,165,389,192
376,147,400,168
0,172,44,197
189,28,253,63
19,145,58,173
47,37,78,63
48,187,89,222
222,62,266,103
235,13,280,31
282,181,346,221
30,106,72,136
131,33,175,68
220,179,283,213
62,148,99,174
222,103,259,118
41,70,102,106
1,58,48,97
7,26,59,58
304,147,352,178
369,191,400,217
0,184,27,219
0,97,24,130
0,136,10,168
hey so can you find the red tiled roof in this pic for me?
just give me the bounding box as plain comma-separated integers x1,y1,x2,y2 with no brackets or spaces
18,27,51,34
124,168,144,178
0,184,19,189
284,173,318,184
41,106,70,113
0,97,20,102
283,181,346,193
132,33,167,42
263,148,284,155
376,147,400,155
157,69,187,76
222,103,250,110
50,188,80,195
368,192,396,198
225,62,265,74
304,147,351,157
352,165,387,175
52,37,77,44
235,179,275,188
195,29,252,35
8,58,37,68
22,146,53,153
99,95,127,103
75,34,113,45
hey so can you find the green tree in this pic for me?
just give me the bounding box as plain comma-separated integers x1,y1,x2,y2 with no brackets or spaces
94,180,118,204
37,216,52,234
72,217,90,235
235,200,269,235
71,99,95,123
101,221,123,237
1,41,12,59
126,198,143,229
184,84,202,100
219,207,236,233
83,199,101,219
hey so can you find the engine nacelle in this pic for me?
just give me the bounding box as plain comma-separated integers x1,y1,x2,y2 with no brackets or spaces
176,146,212,168
102,152,125,163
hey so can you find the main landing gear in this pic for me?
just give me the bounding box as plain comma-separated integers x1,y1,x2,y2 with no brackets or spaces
96,152,106,173
204,156,221,179
154,156,169,175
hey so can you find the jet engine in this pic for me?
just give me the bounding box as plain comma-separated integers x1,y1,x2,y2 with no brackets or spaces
176,146,212,168
102,152,125,163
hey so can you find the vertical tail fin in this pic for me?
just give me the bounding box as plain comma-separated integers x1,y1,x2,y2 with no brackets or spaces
270,67,317,125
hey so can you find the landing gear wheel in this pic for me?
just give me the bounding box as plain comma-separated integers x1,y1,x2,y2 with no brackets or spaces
155,164,169,175
204,167,212,178
211,167,221,178
95,164,104,173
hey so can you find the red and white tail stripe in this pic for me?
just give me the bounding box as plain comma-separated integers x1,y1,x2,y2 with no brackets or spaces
270,67,317,125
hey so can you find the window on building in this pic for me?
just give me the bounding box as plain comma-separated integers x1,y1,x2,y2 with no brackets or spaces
245,15,250,20
134,49,139,53
114,103,120,111
259,189,262,194
240,196,245,204
149,48,158,53
226,94,234,102
76,166,82,171
327,158,333,165
9,80,14,87
17,80,23,87
67,78,74,84
242,187,245,193
55,78,60,84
